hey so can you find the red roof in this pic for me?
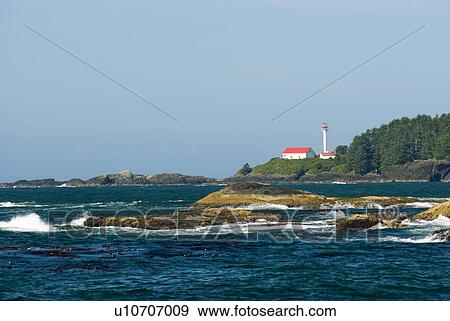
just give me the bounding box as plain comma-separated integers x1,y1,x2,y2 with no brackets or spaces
320,151,336,155
283,147,312,154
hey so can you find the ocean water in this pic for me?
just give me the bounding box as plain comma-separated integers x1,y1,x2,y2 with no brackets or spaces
0,182,449,300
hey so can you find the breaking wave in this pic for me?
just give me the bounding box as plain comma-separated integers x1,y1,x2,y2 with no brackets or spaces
231,204,290,211
0,201,43,208
403,201,436,208
320,203,355,210
380,235,445,243
403,215,450,227
0,213,53,232
69,216,89,227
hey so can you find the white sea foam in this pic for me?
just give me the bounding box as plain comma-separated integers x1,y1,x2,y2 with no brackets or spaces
403,215,450,227
417,197,450,202
380,235,445,243
231,204,290,211
368,223,388,230
0,201,28,208
299,223,334,230
0,201,45,208
403,201,436,208
365,202,384,210
69,216,88,226
0,213,54,232
320,202,356,210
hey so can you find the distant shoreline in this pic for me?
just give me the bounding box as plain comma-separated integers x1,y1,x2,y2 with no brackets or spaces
1,161,449,189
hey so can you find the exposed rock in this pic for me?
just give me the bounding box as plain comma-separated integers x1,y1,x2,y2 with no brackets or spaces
84,208,285,230
2,178,63,188
381,160,450,182
61,172,221,187
0,171,222,188
65,178,85,187
226,174,301,184
430,228,450,242
412,200,450,221
145,173,220,185
222,183,309,196
298,172,383,183
226,172,384,184
335,214,380,231
195,183,416,209
119,170,133,179
382,220,407,228
84,174,114,186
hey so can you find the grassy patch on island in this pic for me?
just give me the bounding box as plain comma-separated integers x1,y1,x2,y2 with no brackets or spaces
251,157,346,176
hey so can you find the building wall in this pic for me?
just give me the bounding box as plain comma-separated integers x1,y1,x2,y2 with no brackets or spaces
282,150,315,159
319,154,336,160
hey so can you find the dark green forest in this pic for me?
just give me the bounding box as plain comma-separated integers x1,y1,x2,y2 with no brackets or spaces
338,113,450,174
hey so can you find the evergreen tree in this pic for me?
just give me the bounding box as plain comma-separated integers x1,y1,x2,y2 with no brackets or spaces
349,132,374,174
237,163,252,176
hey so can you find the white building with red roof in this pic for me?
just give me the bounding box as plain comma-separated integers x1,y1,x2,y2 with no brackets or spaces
281,123,336,160
282,147,315,159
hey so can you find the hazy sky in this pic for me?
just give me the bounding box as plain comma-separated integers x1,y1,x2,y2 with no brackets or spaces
1,0,449,181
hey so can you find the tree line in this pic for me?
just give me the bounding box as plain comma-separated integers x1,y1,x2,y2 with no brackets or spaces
336,113,450,174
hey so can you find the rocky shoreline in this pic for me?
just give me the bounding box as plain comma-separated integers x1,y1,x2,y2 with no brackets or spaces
75,183,450,241
0,171,222,188
79,182,437,231
229,160,450,184
1,160,449,188
84,207,285,230
334,199,450,234
194,182,418,209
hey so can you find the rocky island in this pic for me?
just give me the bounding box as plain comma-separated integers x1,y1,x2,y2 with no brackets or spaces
82,182,422,231
0,170,221,188
195,182,417,209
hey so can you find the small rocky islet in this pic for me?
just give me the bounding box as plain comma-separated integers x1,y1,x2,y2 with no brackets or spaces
82,183,450,239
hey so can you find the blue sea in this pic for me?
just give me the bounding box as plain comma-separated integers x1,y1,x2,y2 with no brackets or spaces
0,182,449,300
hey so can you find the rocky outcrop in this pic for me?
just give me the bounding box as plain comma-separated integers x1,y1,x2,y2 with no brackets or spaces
1,178,63,188
381,160,450,182
195,183,416,209
64,178,85,186
298,172,382,183
77,183,422,231
226,172,384,184
226,174,301,184
84,208,285,230
430,228,450,242
412,200,450,221
228,160,450,183
41,171,222,187
84,174,114,186
145,173,220,185
335,213,408,231
381,220,407,228
220,182,310,196
335,215,380,231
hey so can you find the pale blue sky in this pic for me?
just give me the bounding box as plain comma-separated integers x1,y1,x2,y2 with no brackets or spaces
1,0,449,181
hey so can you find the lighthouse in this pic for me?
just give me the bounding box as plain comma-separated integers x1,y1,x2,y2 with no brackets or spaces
321,122,329,153
320,122,336,159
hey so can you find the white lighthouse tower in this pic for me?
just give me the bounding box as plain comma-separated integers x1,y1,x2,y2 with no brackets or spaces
320,122,336,159
321,122,329,153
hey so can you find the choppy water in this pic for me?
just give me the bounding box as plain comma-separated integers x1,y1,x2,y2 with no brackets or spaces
0,182,449,300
